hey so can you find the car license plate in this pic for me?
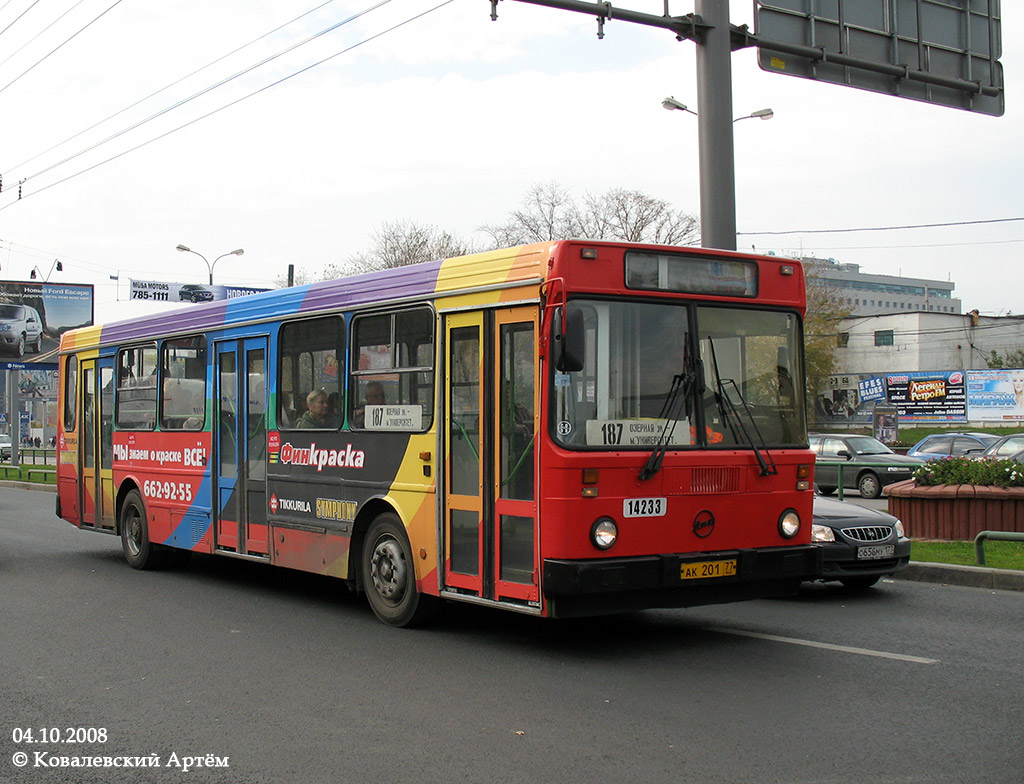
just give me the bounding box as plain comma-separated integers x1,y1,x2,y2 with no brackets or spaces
623,497,667,518
679,559,737,580
857,544,895,560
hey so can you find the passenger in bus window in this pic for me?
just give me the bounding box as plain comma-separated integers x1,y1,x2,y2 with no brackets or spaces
353,381,385,428
296,389,338,429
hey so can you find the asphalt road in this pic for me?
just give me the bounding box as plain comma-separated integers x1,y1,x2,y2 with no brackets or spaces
2,486,1022,784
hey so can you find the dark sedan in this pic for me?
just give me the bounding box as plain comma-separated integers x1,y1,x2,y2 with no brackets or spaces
811,494,911,589
809,433,923,499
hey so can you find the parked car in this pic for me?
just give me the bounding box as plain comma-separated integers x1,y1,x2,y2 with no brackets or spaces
0,303,43,356
809,433,922,499
965,433,1024,459
810,493,911,589
0,434,11,461
178,284,214,303
906,432,1001,461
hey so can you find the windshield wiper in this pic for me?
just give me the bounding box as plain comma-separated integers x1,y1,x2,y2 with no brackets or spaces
707,337,777,477
639,361,702,481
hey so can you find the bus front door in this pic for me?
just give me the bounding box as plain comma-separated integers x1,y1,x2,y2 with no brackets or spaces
444,307,539,605
215,338,269,558
79,356,116,530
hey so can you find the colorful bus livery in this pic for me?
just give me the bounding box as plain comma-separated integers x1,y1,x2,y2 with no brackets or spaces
57,240,821,626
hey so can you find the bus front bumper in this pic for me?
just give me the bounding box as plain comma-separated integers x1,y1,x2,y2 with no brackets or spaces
542,545,823,618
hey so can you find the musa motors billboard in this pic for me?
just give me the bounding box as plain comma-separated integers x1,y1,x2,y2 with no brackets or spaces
131,279,268,304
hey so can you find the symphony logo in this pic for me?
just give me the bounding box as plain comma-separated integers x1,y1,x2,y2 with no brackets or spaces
278,442,365,471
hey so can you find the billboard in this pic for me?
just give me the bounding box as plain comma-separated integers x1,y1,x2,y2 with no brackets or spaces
131,279,269,304
814,369,1024,426
0,281,94,363
966,369,1024,423
886,371,967,423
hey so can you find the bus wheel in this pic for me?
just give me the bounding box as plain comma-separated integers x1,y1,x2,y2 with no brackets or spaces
120,489,165,570
362,513,437,627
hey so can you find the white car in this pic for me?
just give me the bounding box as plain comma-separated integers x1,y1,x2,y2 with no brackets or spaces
0,303,44,356
0,435,11,462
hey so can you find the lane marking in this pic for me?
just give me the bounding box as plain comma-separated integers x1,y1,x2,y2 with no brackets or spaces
708,627,939,664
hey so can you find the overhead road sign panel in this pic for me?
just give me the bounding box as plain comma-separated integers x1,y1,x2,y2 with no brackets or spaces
754,0,1004,116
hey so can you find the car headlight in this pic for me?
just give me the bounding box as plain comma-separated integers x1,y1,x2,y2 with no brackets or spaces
887,467,911,472
777,509,801,539
811,524,835,543
894,519,906,539
591,517,618,550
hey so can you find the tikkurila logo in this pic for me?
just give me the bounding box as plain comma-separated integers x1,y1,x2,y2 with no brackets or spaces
269,493,311,513
279,442,365,471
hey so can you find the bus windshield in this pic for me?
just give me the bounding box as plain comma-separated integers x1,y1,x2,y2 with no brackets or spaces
552,300,805,450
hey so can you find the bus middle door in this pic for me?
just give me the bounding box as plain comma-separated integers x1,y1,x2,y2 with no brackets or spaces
215,338,269,558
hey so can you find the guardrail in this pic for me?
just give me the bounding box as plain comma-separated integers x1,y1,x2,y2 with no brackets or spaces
0,447,56,466
814,460,919,501
974,530,1024,565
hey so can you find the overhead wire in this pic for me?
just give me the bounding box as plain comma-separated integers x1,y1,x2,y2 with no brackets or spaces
0,0,90,73
739,216,1024,236
0,0,127,98
0,0,458,211
5,0,394,188
5,0,339,174
0,0,43,39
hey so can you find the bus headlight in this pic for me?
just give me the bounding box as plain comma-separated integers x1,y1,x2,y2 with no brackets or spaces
591,517,618,550
777,509,801,539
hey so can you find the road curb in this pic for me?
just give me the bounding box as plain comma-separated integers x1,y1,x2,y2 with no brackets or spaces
1,480,56,492
894,561,1024,592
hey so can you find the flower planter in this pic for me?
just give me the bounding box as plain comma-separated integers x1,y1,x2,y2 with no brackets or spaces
887,479,1024,540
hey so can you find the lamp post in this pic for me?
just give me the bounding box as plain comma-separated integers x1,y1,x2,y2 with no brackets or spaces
662,97,774,250
175,244,244,285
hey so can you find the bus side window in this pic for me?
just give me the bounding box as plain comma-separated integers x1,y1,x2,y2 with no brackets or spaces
278,316,344,431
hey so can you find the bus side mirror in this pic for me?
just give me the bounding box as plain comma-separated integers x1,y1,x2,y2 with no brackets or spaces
552,304,585,373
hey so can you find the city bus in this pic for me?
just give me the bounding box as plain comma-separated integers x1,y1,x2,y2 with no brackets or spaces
56,240,821,626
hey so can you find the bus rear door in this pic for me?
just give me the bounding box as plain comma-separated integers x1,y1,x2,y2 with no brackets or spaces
79,356,116,530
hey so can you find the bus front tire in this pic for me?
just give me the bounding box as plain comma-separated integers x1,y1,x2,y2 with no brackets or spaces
362,513,437,627
120,489,166,570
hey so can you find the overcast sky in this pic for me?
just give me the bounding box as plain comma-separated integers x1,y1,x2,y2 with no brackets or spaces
0,0,1019,323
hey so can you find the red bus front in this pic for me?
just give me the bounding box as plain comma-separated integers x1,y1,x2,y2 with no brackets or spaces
532,243,820,616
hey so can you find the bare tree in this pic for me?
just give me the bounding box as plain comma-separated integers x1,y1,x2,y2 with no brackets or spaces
481,182,699,246
341,219,477,276
803,266,854,421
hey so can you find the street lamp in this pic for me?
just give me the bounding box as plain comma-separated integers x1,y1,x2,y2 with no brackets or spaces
662,97,774,124
661,96,697,115
733,108,774,123
175,244,244,285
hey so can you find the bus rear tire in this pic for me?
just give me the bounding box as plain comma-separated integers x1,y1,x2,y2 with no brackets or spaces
120,489,166,570
362,513,437,627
